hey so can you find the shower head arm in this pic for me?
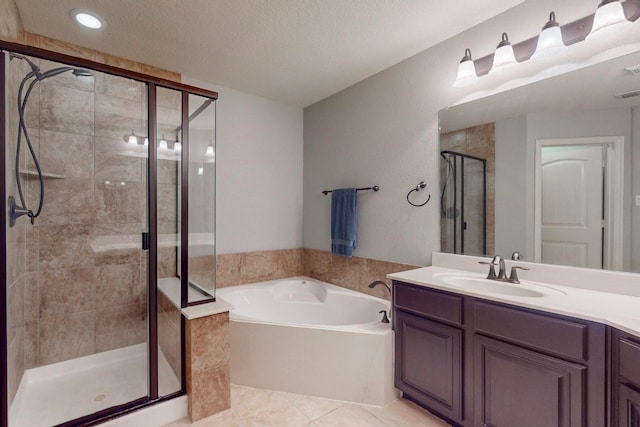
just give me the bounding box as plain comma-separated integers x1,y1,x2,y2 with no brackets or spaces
9,52,44,80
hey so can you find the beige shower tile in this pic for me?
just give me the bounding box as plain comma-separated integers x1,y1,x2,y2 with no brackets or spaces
215,253,245,288
95,303,147,352
157,86,182,109
28,178,94,225
7,223,26,285
25,272,39,321
95,71,144,101
91,224,144,265
158,246,178,278
94,263,145,308
158,106,182,129
8,325,24,405
25,32,40,47
40,84,94,135
158,183,177,222
158,159,178,184
95,53,142,73
187,364,230,422
186,312,229,372
26,223,39,272
8,277,24,328
39,130,94,179
39,59,95,92
39,311,95,365
39,36,96,60
95,93,145,140
24,320,39,368
189,256,215,290
95,152,143,182
94,180,144,224
39,224,94,269
39,268,94,318
141,64,181,83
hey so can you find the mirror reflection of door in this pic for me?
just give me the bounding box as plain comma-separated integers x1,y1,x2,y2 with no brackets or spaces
535,136,624,270
539,144,604,268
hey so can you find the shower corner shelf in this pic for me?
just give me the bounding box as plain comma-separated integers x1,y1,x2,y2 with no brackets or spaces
19,169,65,179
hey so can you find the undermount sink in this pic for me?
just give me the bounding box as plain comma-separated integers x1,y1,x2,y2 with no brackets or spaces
432,273,567,298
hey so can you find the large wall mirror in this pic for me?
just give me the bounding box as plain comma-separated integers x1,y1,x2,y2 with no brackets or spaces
439,49,640,273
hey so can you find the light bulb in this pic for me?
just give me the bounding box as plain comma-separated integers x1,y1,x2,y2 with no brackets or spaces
127,131,138,145
144,138,149,146
489,33,517,75
587,1,632,40
453,48,478,87
174,142,182,152
159,139,168,150
205,145,215,157
531,12,567,60
198,167,204,176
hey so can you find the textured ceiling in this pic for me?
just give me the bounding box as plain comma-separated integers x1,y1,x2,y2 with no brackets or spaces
14,0,524,107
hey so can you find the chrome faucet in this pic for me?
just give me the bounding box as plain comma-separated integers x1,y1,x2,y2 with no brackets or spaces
479,255,529,284
368,280,391,293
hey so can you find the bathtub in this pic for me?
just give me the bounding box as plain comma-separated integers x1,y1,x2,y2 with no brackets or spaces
217,277,398,406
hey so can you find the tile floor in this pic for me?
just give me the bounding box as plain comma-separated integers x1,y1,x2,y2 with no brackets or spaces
163,385,452,427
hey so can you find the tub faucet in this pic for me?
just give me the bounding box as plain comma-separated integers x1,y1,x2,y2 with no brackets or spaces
368,280,391,293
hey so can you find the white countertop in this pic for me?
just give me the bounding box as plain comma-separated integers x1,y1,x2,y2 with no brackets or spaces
388,265,640,338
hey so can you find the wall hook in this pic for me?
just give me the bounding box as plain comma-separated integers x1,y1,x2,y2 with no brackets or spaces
406,181,431,207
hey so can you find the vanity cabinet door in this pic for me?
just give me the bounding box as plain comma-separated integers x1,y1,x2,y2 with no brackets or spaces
474,335,586,427
394,310,463,423
619,384,640,427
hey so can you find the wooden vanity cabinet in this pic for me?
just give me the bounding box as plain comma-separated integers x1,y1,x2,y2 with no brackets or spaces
473,301,605,427
393,280,606,427
393,283,465,424
612,330,640,426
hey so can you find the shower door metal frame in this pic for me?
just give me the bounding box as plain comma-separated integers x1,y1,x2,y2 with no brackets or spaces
1,51,9,427
441,150,487,256
0,40,218,427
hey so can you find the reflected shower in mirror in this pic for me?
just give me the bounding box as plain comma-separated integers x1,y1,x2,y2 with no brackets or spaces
440,49,640,273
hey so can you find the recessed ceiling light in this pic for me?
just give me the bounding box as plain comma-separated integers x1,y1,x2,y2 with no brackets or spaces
70,9,105,29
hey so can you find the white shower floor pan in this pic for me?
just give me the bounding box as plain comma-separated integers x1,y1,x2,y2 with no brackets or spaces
10,343,181,427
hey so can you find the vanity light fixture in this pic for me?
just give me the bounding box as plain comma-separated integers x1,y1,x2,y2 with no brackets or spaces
158,138,169,150
197,166,204,176
453,0,640,86
453,49,478,87
174,141,182,152
126,130,138,145
587,0,632,39
531,12,567,59
205,144,215,157
489,33,517,74
70,9,105,30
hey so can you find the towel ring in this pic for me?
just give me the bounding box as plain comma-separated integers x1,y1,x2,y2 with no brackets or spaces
407,181,431,207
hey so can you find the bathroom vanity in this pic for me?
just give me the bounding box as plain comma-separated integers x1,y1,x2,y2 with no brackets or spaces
389,256,640,427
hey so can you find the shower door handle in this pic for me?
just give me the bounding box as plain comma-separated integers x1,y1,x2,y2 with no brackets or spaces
141,232,150,250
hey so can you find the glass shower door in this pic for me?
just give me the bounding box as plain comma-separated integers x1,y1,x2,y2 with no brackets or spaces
4,52,152,426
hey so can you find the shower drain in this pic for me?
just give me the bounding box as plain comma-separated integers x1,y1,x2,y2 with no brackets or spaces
92,392,110,404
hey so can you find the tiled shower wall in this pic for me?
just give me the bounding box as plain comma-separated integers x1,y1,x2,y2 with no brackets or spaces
439,123,496,256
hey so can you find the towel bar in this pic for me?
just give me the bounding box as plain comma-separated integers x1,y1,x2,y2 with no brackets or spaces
322,185,379,195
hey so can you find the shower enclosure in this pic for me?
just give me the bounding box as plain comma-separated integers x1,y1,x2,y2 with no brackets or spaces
2,43,217,427
440,150,487,255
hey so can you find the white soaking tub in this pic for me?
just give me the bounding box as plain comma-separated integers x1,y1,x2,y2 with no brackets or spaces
216,277,397,406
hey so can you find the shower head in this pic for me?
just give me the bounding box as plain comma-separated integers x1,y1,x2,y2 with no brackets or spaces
73,68,93,77
9,52,43,80
42,66,93,79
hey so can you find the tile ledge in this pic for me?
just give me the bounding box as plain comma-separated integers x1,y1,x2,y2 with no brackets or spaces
181,301,233,320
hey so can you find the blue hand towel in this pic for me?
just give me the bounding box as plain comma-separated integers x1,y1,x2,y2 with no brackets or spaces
331,188,357,257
